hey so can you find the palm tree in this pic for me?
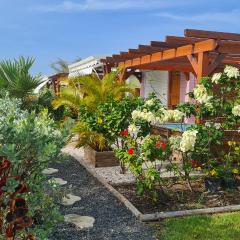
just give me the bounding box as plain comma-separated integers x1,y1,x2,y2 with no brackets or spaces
52,70,135,113
50,58,69,73
52,70,135,151
0,57,43,99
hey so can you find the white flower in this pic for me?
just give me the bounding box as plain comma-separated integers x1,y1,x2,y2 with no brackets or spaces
145,99,154,106
193,84,212,104
179,130,198,153
144,111,156,122
161,109,184,123
172,110,185,122
211,73,222,84
131,109,156,123
214,123,221,130
232,105,240,117
205,102,213,109
224,65,240,79
205,122,212,128
132,110,141,120
128,124,137,133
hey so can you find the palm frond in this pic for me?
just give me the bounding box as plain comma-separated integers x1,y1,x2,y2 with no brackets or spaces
0,56,43,98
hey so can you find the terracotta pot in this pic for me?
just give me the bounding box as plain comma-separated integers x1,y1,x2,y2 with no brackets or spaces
84,146,119,168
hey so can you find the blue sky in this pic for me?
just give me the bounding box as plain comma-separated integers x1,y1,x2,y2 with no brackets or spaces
0,0,240,75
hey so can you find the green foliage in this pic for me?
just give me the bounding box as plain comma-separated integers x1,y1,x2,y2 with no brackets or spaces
79,96,143,148
115,133,171,200
52,70,137,151
72,121,107,151
52,70,135,112
0,56,43,99
0,95,70,239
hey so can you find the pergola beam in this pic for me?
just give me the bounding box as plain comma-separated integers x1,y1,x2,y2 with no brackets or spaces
165,36,204,45
185,29,240,41
119,39,217,69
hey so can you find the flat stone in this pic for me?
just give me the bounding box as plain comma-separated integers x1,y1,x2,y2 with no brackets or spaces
61,194,81,206
64,214,95,229
51,177,68,186
42,168,59,175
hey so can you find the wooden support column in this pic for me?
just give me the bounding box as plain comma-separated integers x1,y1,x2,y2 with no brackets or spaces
119,68,127,82
187,52,209,83
103,63,113,74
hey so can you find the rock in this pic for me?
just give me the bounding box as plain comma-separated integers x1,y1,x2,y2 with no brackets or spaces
64,214,95,229
51,178,68,186
42,168,59,175
62,194,81,206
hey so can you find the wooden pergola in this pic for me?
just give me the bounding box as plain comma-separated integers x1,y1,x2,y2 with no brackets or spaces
102,29,240,82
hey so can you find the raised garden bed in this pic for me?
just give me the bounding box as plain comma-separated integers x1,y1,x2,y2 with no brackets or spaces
114,180,240,214
84,146,119,168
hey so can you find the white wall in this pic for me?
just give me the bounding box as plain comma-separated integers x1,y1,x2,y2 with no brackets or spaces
142,70,169,106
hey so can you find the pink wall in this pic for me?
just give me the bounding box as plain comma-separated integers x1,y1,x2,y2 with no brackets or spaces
180,73,197,123
180,73,197,103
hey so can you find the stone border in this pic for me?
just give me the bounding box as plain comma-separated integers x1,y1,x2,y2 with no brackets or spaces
139,204,240,222
64,146,240,222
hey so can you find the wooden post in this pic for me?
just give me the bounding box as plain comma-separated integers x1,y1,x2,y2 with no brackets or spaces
197,52,209,82
119,68,127,82
187,52,209,83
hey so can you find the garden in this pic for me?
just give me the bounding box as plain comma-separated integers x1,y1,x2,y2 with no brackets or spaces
0,56,240,239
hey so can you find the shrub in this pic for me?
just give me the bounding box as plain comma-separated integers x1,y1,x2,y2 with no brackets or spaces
0,94,70,239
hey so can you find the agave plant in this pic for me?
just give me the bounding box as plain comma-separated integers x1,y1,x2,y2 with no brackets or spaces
52,70,135,112
0,57,43,99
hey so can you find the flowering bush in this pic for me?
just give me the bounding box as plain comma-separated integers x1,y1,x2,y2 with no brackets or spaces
115,94,183,198
115,134,171,200
116,66,240,196
77,96,143,151
170,65,240,186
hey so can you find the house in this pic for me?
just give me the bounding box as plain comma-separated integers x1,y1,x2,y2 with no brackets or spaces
102,29,240,110
68,56,106,78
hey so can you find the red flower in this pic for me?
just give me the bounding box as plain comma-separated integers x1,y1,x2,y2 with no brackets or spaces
191,160,199,168
120,129,129,136
161,143,167,149
128,148,134,155
155,141,167,149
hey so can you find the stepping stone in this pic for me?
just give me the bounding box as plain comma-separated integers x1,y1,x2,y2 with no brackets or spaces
42,168,59,175
51,178,68,186
61,194,81,206
64,214,95,229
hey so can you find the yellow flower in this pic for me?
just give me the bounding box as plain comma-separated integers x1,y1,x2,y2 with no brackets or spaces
196,167,202,171
232,168,239,174
210,169,217,176
97,118,103,124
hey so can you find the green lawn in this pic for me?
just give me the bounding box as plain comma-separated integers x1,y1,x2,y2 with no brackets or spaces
156,212,240,240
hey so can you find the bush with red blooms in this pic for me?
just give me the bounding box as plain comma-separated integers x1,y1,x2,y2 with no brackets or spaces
115,134,171,200
0,157,34,240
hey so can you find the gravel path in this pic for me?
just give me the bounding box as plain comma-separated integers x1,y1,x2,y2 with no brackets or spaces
49,157,156,240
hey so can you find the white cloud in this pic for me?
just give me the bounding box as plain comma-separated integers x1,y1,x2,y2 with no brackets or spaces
154,10,240,24
35,0,191,12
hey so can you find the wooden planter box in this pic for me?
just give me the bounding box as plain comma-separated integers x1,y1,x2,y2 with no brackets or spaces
84,146,119,168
